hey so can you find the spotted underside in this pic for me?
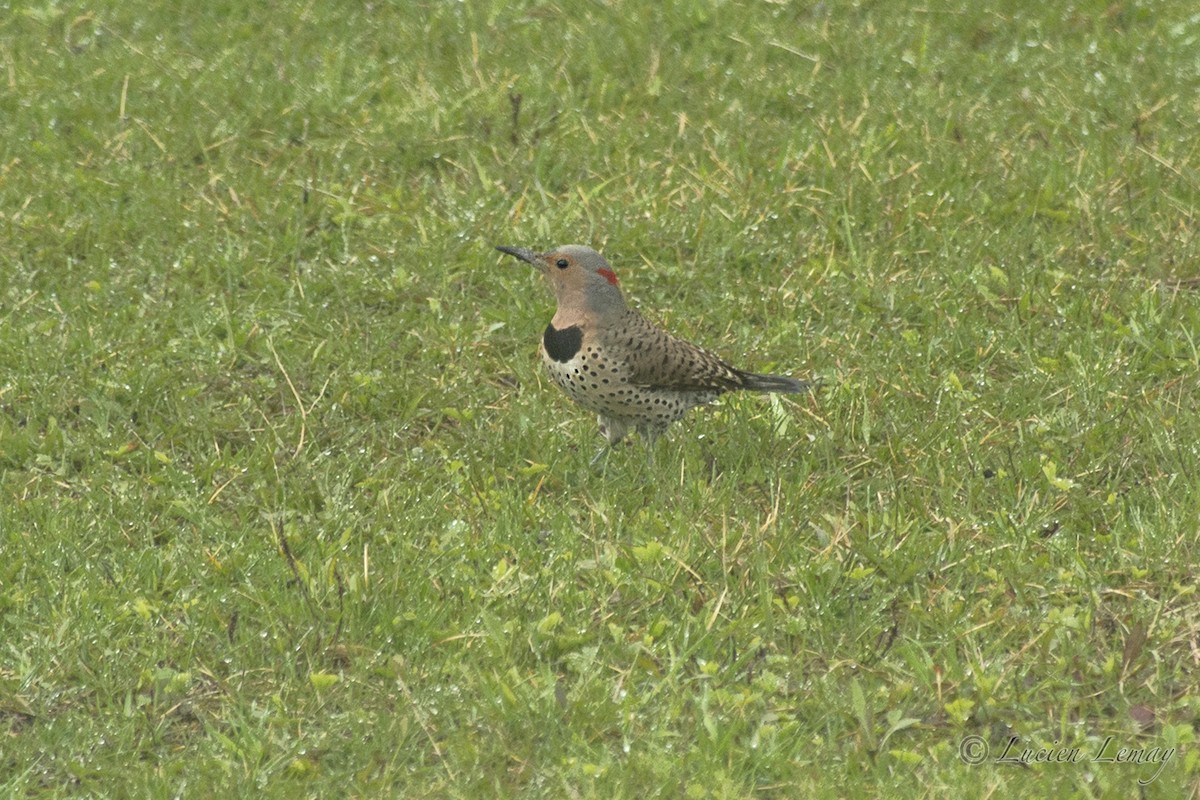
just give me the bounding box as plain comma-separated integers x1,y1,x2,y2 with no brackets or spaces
538,309,750,446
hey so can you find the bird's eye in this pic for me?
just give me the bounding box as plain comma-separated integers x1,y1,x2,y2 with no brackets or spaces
555,258,569,269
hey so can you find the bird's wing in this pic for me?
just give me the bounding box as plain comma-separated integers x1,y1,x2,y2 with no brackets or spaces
604,311,746,393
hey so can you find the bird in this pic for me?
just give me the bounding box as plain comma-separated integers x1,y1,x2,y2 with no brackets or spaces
496,243,810,464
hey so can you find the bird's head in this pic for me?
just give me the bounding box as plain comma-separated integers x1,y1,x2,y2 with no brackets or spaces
496,244,627,317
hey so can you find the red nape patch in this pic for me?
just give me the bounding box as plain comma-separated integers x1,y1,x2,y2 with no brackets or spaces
598,268,619,286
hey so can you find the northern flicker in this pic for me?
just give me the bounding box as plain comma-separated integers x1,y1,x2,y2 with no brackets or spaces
496,244,810,462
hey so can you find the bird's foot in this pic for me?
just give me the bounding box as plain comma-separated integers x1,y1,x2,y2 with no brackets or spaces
589,446,611,467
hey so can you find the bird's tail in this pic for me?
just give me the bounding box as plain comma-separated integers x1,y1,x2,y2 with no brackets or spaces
738,372,813,394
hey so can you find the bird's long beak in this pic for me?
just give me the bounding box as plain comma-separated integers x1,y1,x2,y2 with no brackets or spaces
495,245,542,268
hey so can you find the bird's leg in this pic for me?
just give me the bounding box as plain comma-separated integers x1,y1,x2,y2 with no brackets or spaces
593,414,629,468
638,423,665,467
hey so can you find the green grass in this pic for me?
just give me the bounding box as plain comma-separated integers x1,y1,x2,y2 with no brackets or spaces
3,0,1200,796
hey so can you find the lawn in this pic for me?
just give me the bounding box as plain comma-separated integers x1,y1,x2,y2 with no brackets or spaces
2,1,1199,796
